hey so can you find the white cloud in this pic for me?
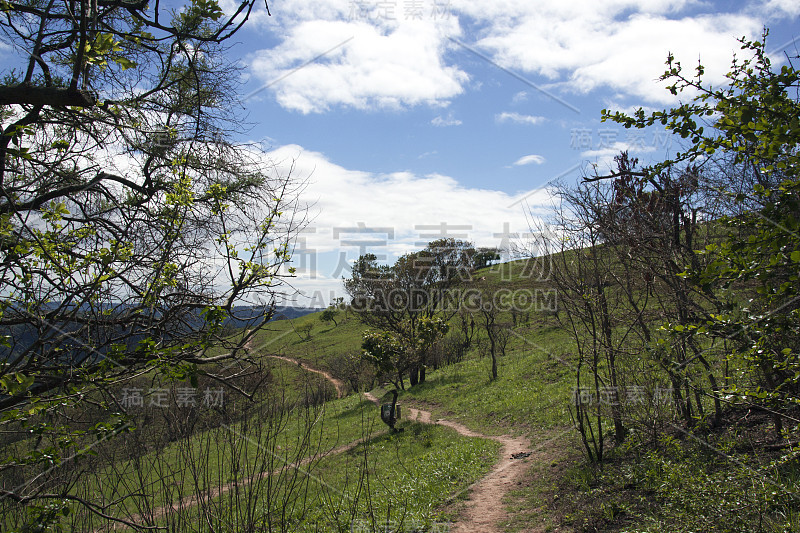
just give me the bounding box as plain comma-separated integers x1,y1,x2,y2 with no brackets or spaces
248,8,467,113
245,0,773,112
512,154,546,166
262,144,551,298
431,112,462,126
511,91,528,104
761,0,800,17
451,0,762,104
496,112,546,125
580,141,656,170
568,14,759,103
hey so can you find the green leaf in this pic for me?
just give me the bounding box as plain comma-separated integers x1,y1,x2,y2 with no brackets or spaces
114,57,137,70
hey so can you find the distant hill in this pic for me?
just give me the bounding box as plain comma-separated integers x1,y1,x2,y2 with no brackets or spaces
270,306,321,321
0,304,322,362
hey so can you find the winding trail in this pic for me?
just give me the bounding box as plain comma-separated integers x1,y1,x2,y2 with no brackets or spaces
111,357,532,532
267,356,537,531
106,357,349,530
264,354,346,398
107,433,375,531
363,391,531,533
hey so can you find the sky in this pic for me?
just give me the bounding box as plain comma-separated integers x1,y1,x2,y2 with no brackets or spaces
3,0,800,307
220,0,799,306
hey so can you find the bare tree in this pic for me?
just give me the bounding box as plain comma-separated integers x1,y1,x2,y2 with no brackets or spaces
473,282,512,381
544,152,731,461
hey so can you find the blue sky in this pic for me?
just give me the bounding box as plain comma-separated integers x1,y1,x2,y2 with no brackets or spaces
3,0,799,306
219,0,799,305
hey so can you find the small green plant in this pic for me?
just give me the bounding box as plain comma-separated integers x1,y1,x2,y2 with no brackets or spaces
297,322,313,340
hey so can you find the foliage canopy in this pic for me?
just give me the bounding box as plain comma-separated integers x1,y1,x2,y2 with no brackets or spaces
0,0,308,526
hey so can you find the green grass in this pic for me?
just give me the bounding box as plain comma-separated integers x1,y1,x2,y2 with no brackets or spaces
284,421,502,532
549,432,800,533
66,376,505,531
72,392,376,515
64,299,572,529
267,355,339,401
217,422,500,533
249,310,368,370
91,419,501,532
5,259,586,532
395,322,574,436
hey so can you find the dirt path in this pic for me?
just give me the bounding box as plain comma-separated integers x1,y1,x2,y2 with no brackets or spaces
105,356,349,530
244,335,346,398
113,365,531,532
264,354,346,398
106,431,377,531
363,392,531,533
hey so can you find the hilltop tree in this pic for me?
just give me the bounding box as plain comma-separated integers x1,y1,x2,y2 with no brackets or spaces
0,0,307,526
320,305,339,327
472,247,501,270
345,239,474,386
362,316,449,390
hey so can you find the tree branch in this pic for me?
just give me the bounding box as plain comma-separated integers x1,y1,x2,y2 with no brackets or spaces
582,169,648,183
0,85,96,107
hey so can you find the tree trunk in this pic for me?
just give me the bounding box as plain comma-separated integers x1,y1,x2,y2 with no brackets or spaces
489,332,497,380
596,272,626,443
0,85,97,107
409,366,419,387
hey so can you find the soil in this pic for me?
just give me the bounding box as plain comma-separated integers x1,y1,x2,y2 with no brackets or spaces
110,361,540,532
265,354,346,398
363,391,534,533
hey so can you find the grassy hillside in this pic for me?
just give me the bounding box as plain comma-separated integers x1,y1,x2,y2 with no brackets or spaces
63,393,501,531
250,307,368,375
7,256,794,532
237,259,578,531
380,315,567,424
243,255,800,533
